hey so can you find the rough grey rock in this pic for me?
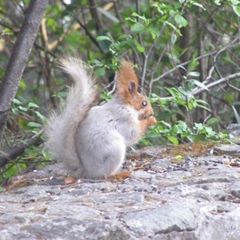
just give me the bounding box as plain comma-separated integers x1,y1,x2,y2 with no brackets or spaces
124,205,197,235
227,123,240,137
1,144,240,240
214,144,240,156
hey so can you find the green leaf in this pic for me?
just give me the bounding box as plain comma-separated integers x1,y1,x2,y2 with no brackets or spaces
232,106,240,124
179,0,185,4
46,18,56,31
35,111,46,122
171,34,177,45
118,34,132,40
97,36,112,42
95,67,106,77
171,125,179,134
97,32,111,53
131,23,146,33
207,118,219,126
0,7,6,14
214,0,221,5
205,126,215,137
132,12,147,22
135,42,145,52
194,122,204,131
196,105,211,112
190,1,206,9
192,80,208,91
232,5,240,17
19,106,28,112
224,94,234,105
231,0,239,5
188,57,199,72
27,122,42,128
28,102,39,108
159,120,172,129
119,39,134,48
132,12,139,17
19,79,27,90
53,92,68,98
152,3,164,15
174,14,188,28
149,27,160,39
178,65,187,74
196,100,211,112
188,71,200,77
188,98,197,110
97,7,120,23
165,87,178,98
165,21,178,32
13,99,22,105
167,136,179,145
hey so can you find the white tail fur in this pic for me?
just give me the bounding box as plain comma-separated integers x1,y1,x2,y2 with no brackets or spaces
46,57,97,175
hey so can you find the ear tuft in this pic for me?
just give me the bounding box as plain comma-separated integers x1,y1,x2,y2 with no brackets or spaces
115,59,139,102
117,60,139,89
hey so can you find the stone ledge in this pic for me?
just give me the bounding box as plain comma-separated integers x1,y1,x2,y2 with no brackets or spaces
1,144,240,240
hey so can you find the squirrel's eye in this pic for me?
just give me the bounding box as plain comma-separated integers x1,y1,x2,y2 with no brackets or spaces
142,100,147,107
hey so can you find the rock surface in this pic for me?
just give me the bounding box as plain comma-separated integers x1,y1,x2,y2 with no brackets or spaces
1,144,240,240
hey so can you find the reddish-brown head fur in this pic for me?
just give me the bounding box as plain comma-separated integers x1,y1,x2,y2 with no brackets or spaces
115,60,155,120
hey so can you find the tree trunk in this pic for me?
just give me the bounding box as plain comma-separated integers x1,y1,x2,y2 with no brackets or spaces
0,0,49,144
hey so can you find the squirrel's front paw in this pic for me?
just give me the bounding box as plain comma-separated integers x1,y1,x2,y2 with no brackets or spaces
147,116,157,126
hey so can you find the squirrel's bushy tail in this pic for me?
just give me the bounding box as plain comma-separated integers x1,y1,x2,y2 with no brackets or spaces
46,57,97,175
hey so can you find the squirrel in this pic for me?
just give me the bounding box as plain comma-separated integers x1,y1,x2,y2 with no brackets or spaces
46,57,157,179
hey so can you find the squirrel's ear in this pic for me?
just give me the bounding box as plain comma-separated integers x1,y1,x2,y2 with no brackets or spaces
128,81,137,95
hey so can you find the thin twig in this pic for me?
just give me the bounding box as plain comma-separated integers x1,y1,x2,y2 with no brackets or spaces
149,37,240,93
149,49,219,92
158,72,240,102
203,38,240,85
192,72,240,95
227,81,240,92
61,1,102,52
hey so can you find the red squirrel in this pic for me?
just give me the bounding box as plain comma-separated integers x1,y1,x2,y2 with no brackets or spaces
46,57,157,179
